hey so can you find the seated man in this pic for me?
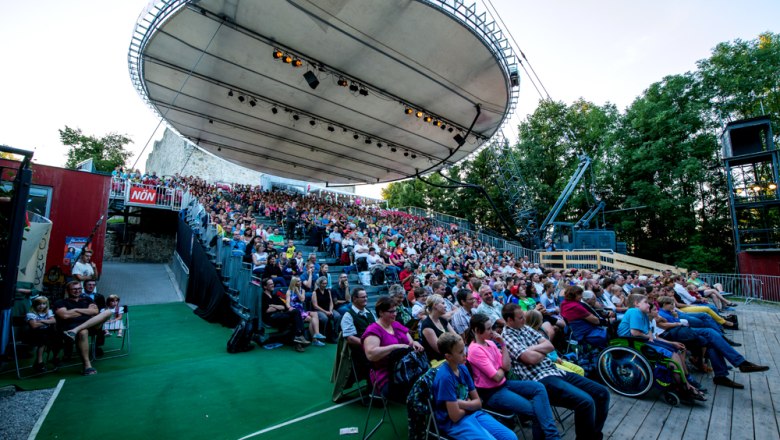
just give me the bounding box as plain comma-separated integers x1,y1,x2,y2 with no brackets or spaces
55,281,114,376
503,303,610,440
475,285,505,328
340,287,376,374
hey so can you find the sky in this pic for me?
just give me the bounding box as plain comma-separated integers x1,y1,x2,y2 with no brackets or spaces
1,0,778,199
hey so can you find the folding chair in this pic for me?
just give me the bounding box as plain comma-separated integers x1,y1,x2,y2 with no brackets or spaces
362,378,400,440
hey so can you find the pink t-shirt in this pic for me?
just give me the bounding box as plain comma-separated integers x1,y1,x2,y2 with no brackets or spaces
467,340,505,389
362,321,411,390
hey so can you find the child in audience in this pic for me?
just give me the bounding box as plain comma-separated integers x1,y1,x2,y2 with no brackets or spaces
432,332,517,440
102,294,125,337
26,296,59,373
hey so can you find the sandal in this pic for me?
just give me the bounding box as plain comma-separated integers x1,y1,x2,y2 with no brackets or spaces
82,367,98,376
64,330,77,341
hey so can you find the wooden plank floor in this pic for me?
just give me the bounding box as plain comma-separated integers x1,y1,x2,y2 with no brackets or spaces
522,302,780,440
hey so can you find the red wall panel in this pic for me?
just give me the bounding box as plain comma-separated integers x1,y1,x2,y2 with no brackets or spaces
738,251,780,277
1,160,110,276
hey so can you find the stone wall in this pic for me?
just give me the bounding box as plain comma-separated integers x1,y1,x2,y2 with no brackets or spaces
104,229,175,263
145,128,266,185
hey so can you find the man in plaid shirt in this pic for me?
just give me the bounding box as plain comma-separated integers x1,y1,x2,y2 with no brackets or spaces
502,303,610,440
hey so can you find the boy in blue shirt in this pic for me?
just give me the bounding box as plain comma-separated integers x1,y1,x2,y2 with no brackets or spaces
432,333,516,440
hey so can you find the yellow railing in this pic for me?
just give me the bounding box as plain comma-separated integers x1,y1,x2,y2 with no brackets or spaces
540,251,687,276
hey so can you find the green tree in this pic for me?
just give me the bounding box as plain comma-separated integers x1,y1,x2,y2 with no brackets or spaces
61,126,133,172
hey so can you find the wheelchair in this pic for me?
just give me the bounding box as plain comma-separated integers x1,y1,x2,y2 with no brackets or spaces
566,335,693,406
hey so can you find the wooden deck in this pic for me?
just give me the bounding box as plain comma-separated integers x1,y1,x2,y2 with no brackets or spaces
549,302,780,440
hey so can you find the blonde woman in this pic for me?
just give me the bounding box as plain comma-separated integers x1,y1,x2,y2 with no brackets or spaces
526,310,585,376
286,277,325,346
420,294,456,362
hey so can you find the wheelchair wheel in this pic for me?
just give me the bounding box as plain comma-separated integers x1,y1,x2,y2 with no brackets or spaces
663,391,681,407
597,346,654,397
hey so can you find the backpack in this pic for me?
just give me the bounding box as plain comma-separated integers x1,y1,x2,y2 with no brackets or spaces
390,348,429,391
227,318,256,353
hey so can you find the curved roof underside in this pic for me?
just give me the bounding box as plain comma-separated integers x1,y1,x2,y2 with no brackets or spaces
131,0,517,184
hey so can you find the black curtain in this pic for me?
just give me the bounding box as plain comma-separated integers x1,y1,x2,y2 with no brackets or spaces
185,238,237,327
176,216,193,268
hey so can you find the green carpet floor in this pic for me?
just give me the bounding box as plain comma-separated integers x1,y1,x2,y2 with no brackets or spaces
2,302,408,439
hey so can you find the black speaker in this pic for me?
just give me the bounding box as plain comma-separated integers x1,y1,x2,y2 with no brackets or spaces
303,71,319,90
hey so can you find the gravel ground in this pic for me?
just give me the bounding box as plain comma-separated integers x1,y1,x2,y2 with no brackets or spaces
0,387,55,440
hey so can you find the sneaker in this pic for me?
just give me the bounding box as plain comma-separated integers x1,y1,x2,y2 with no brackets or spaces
294,344,306,353
312,340,326,347
713,376,744,389
293,335,310,345
313,333,327,340
738,361,770,373
104,331,110,336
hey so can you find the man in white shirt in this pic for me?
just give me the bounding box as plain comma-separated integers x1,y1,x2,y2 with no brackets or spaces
475,285,505,327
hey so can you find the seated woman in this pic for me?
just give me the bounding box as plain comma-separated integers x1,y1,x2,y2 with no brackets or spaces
525,310,584,376
311,276,340,341
362,296,425,398
263,255,287,287
467,314,560,440
420,294,457,363
250,242,268,282
432,333,517,440
687,271,736,311
260,278,310,351
560,285,609,348
617,294,706,401
664,286,736,329
286,277,325,345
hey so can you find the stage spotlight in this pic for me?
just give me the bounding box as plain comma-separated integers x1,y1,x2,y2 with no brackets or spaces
441,124,447,130
273,49,283,59
365,138,372,145
249,99,256,107
423,115,432,123
217,147,222,151
377,142,383,148
327,125,335,132
342,127,348,133
283,54,293,64
353,133,359,140
292,59,303,68
769,183,778,190
271,107,278,114
228,90,234,97
238,95,245,103
293,114,300,121
453,134,465,146
448,127,454,133
359,88,369,96
349,82,359,92
405,108,413,115
411,154,417,159
309,119,316,126
415,110,423,118
337,78,348,87
303,71,320,90
752,184,762,191
390,147,397,152
404,151,409,157
208,119,213,124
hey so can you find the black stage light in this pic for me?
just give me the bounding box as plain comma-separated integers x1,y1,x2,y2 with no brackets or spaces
337,78,348,87
441,124,446,130
423,115,432,123
309,119,316,126
273,49,283,59
249,99,256,107
303,71,320,90
271,107,278,114
359,88,369,96
327,125,335,132
283,54,292,64
404,151,409,157
353,133,359,140
238,95,245,103
376,142,382,148
448,127,454,133
349,82,359,92
292,59,303,68
365,138,372,145
217,147,222,151
208,119,213,124
391,147,397,153
405,108,413,115
453,134,465,146
228,90,234,97
415,110,423,118
293,114,300,121
411,154,417,159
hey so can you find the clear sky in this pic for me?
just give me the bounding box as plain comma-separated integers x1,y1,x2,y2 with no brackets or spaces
1,0,777,198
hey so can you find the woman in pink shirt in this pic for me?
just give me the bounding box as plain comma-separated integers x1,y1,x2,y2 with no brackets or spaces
467,314,560,440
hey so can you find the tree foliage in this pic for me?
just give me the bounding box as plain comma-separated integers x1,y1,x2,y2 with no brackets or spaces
61,126,133,172
384,33,778,272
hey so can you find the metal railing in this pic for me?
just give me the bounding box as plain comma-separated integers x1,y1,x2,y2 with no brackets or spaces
698,273,780,304
395,206,538,262
110,178,191,211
